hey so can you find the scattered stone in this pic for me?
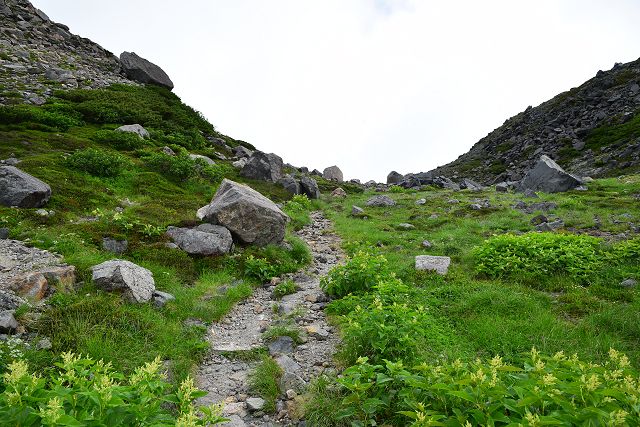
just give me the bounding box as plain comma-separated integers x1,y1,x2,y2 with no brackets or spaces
286,389,297,399
460,178,483,191
189,154,216,166
115,124,149,139
365,195,396,207
530,215,548,226
299,176,320,199
35,208,50,217
166,224,233,256
161,146,176,156
232,158,248,169
152,290,175,308
246,397,266,412
535,219,565,232
387,171,404,184
197,179,289,246
415,198,426,205
523,189,539,198
233,146,253,159
0,166,51,208
91,260,155,303
268,336,295,355
240,151,284,183
102,237,128,254
422,240,432,248
0,228,8,239
351,205,364,216
620,279,637,288
519,155,582,193
415,255,451,275
397,223,415,230
0,311,18,334
331,188,347,198
323,166,343,183
120,51,174,90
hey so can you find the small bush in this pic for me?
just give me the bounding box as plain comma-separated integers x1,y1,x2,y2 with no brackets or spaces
321,251,393,298
474,233,603,282
273,279,297,299
67,148,130,177
92,129,148,150
142,152,227,182
388,185,404,193
0,353,226,425
0,105,80,131
283,194,313,229
244,255,277,282
249,357,282,413
334,348,640,426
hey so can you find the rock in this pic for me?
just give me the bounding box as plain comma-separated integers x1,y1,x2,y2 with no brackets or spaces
460,178,483,191
299,176,320,199
36,337,52,350
115,124,149,139
530,215,548,226
365,195,396,207
351,205,364,216
166,224,233,256
519,155,582,193
189,154,216,166
620,279,637,288
535,219,564,232
233,146,253,158
275,354,301,374
10,272,47,300
246,397,266,412
422,240,432,248
0,311,18,334
331,188,347,198
268,336,295,355
387,171,404,184
240,151,284,183
0,290,23,312
305,324,329,340
119,52,174,90
397,223,415,230
232,158,248,169
323,166,343,183
35,209,50,217
0,166,51,208
523,189,539,198
153,290,175,307
102,238,128,254
161,146,175,156
197,179,289,246
91,260,155,303
415,255,451,275
415,198,426,205
495,182,509,193
0,228,8,239
278,176,301,195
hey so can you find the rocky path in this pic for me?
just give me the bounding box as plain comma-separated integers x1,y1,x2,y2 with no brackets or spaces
197,212,343,426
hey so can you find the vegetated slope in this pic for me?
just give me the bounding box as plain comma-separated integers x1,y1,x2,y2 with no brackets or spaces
424,58,640,184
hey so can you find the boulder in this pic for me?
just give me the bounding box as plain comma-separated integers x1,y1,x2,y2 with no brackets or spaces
189,154,216,166
233,146,253,158
278,176,301,195
323,166,343,183
0,311,18,334
415,198,426,205
365,195,396,207
519,155,582,193
495,182,509,193
415,255,451,275
197,179,289,246
115,124,149,139
119,52,174,90
246,397,266,413
352,205,364,216
232,158,248,169
166,224,233,256
299,176,320,199
240,151,284,183
387,171,404,185
460,178,483,191
0,166,51,208
91,260,155,303
330,188,347,198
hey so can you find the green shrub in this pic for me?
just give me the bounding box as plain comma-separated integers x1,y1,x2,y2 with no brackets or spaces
142,152,227,183
67,148,130,177
0,105,80,131
321,251,393,298
244,255,277,282
614,238,640,262
474,233,603,282
0,353,226,426
249,357,282,413
283,194,313,229
388,185,404,193
334,348,640,426
92,129,148,150
273,279,297,299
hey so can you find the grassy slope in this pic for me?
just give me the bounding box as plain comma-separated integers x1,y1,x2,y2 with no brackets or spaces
321,178,640,367
0,85,310,382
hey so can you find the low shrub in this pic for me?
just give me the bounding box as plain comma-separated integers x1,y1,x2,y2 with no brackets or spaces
249,357,282,413
0,104,80,131
283,194,313,229
474,233,603,283
334,348,640,426
273,279,297,299
0,353,226,425
92,129,148,150
66,148,130,177
142,152,228,183
321,251,393,298
244,255,277,282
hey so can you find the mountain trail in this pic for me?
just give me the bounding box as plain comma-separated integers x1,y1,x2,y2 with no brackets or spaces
197,211,344,426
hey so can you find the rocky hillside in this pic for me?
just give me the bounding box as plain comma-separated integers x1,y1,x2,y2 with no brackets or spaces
421,57,640,184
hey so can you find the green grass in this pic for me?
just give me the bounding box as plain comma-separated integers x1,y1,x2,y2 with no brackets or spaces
249,357,283,413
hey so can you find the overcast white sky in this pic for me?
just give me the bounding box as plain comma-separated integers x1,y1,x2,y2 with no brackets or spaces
32,0,640,182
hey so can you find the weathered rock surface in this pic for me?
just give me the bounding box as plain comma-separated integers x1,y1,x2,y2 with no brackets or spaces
166,224,233,256
331,188,347,198
189,154,216,166
415,255,451,275
0,166,51,208
519,155,583,193
0,311,19,334
299,176,320,199
240,152,283,183
119,51,174,90
366,195,396,207
197,179,289,246
387,171,404,184
323,166,343,183
278,176,301,195
115,124,149,139
91,260,155,303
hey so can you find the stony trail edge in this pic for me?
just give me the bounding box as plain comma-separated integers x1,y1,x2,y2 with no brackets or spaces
197,212,344,426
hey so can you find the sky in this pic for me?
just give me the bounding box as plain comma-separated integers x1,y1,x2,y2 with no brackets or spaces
32,0,640,182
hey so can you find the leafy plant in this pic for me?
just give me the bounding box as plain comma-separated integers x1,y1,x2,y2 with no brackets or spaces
321,251,393,298
249,357,282,414
0,104,81,131
273,279,297,299
66,148,130,177
244,255,277,282
92,129,148,151
142,152,228,183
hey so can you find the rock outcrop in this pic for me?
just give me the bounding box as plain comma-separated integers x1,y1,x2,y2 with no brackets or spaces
197,179,289,246
115,124,149,139
299,176,320,199
519,155,583,193
387,171,404,185
0,166,51,208
91,259,155,303
119,52,174,90
322,166,343,183
240,152,284,183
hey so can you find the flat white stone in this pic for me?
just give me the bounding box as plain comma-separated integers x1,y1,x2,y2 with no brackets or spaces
415,255,451,275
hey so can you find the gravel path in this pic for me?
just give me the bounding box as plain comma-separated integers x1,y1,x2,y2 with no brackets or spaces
197,212,344,426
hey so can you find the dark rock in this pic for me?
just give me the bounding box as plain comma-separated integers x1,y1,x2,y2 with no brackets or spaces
0,228,8,239
387,171,404,184
530,215,548,225
268,336,295,355
352,205,364,215
233,145,253,158
299,176,320,199
278,176,301,195
119,51,174,90
102,238,128,254
0,166,51,208
519,155,582,193
166,224,233,255
240,151,284,183
496,182,509,192
153,290,175,308
460,178,483,191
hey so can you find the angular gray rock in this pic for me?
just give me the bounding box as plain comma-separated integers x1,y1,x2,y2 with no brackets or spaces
240,151,284,183
152,290,175,308
495,182,509,193
365,195,396,207
352,205,364,216
299,176,320,199
189,154,216,166
166,224,233,256
115,124,149,139
0,228,8,239
331,188,347,198
0,311,18,334
233,146,253,158
323,166,343,183
268,336,295,355
460,178,483,191
387,171,404,184
620,279,637,288
119,52,174,90
197,179,289,246
102,238,128,254
415,255,451,275
246,397,266,412
278,176,301,195
519,155,582,193
91,260,155,303
0,166,51,208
